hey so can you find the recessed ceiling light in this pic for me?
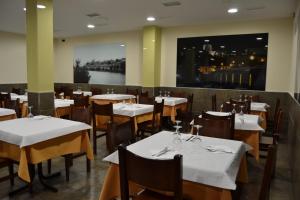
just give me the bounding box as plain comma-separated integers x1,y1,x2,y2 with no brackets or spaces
23,8,26,11
87,24,95,29
265,45,268,48
256,37,263,40
147,16,156,22
120,44,125,47
204,39,210,42
37,4,46,9
228,8,238,14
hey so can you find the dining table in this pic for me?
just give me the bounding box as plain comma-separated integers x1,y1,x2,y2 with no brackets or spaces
99,131,250,200
0,108,16,121
0,116,93,194
95,102,154,133
193,111,264,161
91,94,136,105
155,96,188,122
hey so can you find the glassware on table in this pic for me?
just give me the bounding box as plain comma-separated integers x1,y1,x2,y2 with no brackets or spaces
107,89,110,94
111,89,114,94
239,105,245,116
231,104,236,114
159,90,162,97
164,91,167,97
193,124,203,141
167,91,170,97
220,104,224,112
27,106,34,118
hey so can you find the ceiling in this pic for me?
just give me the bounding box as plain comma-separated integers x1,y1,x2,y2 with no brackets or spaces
0,0,296,38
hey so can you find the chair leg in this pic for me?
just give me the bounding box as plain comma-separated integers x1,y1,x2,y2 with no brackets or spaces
65,155,71,182
47,159,52,174
93,131,97,155
8,161,14,186
86,156,91,173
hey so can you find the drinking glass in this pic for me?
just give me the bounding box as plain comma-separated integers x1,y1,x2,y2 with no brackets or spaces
164,91,167,97
239,105,245,116
159,90,162,97
27,106,34,118
232,104,236,114
167,91,170,97
193,125,202,141
111,89,114,94
107,89,110,94
220,104,224,112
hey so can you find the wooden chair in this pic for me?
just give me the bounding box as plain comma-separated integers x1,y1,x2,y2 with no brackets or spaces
73,95,89,108
126,88,139,96
91,87,102,95
118,144,183,200
267,98,280,129
0,159,14,186
175,94,194,132
11,88,21,95
137,100,164,138
138,96,154,105
211,94,217,111
107,119,135,154
4,98,21,118
259,144,277,200
193,116,233,139
92,102,113,155
63,105,91,181
170,91,186,98
0,93,10,108
187,93,194,113
62,87,73,99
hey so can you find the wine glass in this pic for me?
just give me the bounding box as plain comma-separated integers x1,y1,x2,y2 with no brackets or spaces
111,89,114,94
220,104,224,112
164,91,167,97
193,125,203,141
27,106,34,118
173,120,182,134
239,94,243,101
167,91,170,97
239,105,245,116
106,88,110,94
232,104,236,114
159,90,162,97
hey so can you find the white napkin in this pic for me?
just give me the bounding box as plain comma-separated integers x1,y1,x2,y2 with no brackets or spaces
204,145,236,154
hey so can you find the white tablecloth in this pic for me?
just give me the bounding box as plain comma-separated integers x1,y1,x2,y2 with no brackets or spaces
55,99,74,108
251,102,269,112
155,96,187,106
113,103,153,117
205,111,264,132
10,94,28,103
91,94,136,101
0,116,91,147
73,91,92,96
0,108,16,116
104,131,248,190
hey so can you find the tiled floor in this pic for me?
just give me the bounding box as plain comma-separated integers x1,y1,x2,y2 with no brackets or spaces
0,134,292,200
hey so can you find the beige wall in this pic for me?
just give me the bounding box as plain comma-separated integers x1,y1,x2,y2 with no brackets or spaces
161,18,293,92
54,31,143,85
0,31,26,84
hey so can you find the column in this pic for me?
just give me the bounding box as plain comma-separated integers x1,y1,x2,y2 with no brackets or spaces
26,0,54,115
142,26,161,87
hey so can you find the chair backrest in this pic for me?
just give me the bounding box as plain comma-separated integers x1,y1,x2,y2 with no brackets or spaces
92,102,113,128
211,94,217,111
259,144,277,200
152,100,164,130
73,95,89,108
69,105,91,125
139,96,154,105
11,88,21,95
107,119,135,154
193,115,233,139
273,109,283,135
62,87,73,99
4,98,21,118
187,93,194,113
126,88,139,96
248,95,260,102
118,144,183,200
140,91,149,97
91,87,102,95
170,91,186,98
0,93,11,107
273,98,280,121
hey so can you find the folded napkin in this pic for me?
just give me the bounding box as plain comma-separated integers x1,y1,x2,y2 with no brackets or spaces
204,145,236,154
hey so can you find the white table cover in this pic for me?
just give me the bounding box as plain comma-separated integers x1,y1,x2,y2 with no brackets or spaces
91,94,136,101
55,99,74,108
155,96,187,106
0,116,91,147
73,91,92,96
104,131,248,190
251,102,269,112
206,111,265,132
0,108,16,116
113,103,153,117
10,94,28,103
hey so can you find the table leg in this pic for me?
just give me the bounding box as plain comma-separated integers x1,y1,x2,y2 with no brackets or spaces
37,163,60,192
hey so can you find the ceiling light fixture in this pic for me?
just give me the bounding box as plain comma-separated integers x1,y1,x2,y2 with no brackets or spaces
256,37,263,40
220,46,225,48
204,39,210,42
147,16,156,22
23,4,46,11
120,44,125,47
228,8,238,14
87,24,95,29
